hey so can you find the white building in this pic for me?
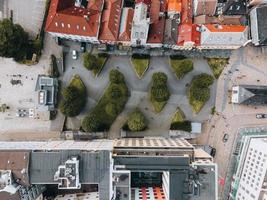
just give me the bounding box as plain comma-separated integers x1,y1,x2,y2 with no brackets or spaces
199,24,249,49
233,136,267,200
131,2,150,46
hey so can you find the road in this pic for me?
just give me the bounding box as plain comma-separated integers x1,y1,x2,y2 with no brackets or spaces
197,46,267,200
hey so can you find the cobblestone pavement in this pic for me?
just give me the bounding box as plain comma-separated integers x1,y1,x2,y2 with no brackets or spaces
197,46,267,200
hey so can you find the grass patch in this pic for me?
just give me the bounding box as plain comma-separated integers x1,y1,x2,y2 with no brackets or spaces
170,58,194,79
131,57,150,78
171,108,185,123
207,58,229,79
188,74,214,113
70,74,86,93
150,97,167,113
82,70,129,132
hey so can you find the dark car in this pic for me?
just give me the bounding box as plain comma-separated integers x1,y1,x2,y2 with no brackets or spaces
223,133,229,143
210,147,216,157
80,42,86,53
256,114,266,119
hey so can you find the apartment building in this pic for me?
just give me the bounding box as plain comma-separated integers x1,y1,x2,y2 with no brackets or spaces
229,135,267,200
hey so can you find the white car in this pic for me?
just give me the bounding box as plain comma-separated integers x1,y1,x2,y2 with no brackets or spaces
72,50,77,60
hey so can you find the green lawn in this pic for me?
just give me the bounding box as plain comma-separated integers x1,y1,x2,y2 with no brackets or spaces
171,108,185,123
69,74,86,93
207,58,229,79
150,96,167,113
131,58,149,79
189,98,205,113
170,58,194,79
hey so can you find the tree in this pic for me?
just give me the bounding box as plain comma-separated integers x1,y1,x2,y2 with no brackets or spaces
0,19,29,61
59,86,86,117
127,109,147,132
109,69,124,83
194,74,214,88
82,113,101,132
83,52,97,70
151,84,170,102
107,84,122,100
152,72,167,85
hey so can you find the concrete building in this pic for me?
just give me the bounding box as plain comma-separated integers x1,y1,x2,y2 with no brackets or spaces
228,135,267,200
131,2,150,46
250,4,267,46
35,75,59,111
0,138,218,200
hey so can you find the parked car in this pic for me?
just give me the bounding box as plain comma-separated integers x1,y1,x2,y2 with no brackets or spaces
210,147,216,157
256,114,266,119
72,50,77,60
223,133,229,143
80,42,86,53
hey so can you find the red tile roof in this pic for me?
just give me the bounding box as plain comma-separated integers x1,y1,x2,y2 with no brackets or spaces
147,18,166,44
205,24,247,32
99,0,123,42
118,8,134,42
177,24,201,46
45,0,103,37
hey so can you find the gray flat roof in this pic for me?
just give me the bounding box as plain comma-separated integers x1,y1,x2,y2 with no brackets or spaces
29,150,111,200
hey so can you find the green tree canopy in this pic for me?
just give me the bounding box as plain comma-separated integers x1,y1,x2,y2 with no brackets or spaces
151,84,170,102
127,109,147,132
82,113,101,132
109,69,124,83
0,19,29,61
83,52,97,70
59,86,86,117
152,72,168,85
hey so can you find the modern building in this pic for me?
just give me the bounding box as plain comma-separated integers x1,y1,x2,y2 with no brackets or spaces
0,138,218,200
228,134,267,200
250,4,267,46
231,85,267,105
35,75,59,111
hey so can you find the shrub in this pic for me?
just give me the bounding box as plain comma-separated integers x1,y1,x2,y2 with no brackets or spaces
59,86,86,117
59,76,86,117
151,84,170,102
109,69,125,83
150,72,170,113
170,121,192,132
82,113,101,132
83,52,97,70
50,54,59,77
188,73,214,113
152,72,167,85
127,109,147,132
82,70,129,132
